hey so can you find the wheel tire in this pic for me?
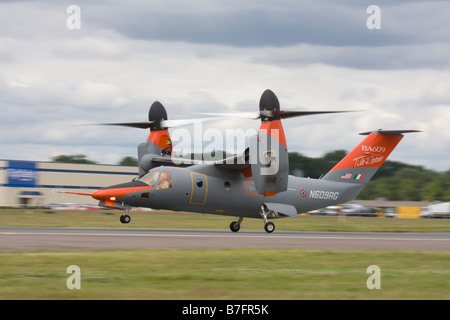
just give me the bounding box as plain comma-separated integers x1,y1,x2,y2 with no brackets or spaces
230,221,240,233
120,215,131,224
264,222,275,233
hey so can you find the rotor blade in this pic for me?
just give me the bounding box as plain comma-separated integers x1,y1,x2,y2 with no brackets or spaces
275,110,361,119
180,111,261,119
187,110,360,120
93,122,153,129
80,110,361,129
80,117,224,130
160,117,224,127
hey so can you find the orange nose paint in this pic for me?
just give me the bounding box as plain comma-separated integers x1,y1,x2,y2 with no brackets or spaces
92,186,152,201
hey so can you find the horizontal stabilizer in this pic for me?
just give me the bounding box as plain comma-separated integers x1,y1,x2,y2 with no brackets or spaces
359,129,422,136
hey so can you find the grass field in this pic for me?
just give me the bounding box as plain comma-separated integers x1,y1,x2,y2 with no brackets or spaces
1,248,449,299
1,208,449,300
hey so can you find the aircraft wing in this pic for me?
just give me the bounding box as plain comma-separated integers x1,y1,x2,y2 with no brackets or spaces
150,155,203,167
149,149,250,170
213,148,250,171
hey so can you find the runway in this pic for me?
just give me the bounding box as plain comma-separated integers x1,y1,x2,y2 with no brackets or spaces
1,227,449,251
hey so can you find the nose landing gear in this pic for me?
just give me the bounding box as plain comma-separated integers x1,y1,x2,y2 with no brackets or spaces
120,209,131,224
230,216,243,232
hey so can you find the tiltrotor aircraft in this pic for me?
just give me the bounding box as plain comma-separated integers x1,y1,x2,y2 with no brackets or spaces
66,89,419,233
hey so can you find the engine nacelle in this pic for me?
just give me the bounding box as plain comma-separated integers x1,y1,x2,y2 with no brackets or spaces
249,128,288,197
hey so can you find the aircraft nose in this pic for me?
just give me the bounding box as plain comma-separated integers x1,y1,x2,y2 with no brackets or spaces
91,188,123,202
92,181,151,202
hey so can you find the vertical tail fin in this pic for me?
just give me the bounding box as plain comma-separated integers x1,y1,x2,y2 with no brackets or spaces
322,130,420,186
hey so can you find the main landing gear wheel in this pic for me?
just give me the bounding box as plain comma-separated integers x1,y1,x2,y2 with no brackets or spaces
264,222,275,233
120,214,131,224
259,205,275,233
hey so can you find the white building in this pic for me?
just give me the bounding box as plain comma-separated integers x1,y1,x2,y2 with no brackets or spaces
0,160,137,207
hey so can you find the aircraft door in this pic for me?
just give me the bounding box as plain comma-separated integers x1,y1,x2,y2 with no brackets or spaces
189,173,208,205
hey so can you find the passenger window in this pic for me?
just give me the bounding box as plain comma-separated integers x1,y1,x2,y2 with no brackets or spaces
140,192,150,200
157,171,172,189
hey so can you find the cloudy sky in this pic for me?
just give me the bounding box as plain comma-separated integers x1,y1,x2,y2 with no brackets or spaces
0,0,449,171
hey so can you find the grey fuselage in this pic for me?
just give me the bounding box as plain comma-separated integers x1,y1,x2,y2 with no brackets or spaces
120,164,361,219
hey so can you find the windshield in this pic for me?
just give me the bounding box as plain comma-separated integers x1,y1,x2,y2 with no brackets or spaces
138,171,160,187
138,170,172,189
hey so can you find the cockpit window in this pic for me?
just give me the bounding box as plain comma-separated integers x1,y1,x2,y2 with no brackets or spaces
138,171,172,189
157,171,172,189
138,171,160,187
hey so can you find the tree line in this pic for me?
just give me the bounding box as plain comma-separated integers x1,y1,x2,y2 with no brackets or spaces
52,154,138,166
52,152,449,202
